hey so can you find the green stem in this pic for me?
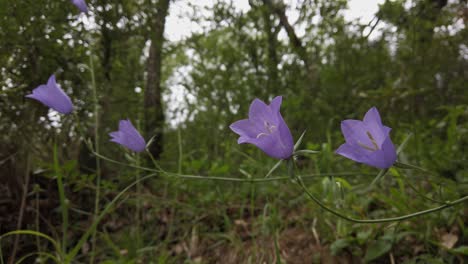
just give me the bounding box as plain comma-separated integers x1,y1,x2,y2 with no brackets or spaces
96,150,368,183
397,169,448,205
89,52,101,264
369,168,389,187
136,61,145,253
54,143,68,258
135,152,142,248
66,173,159,263
35,186,41,253
94,150,161,173
0,230,61,256
145,149,165,173
177,128,182,174
9,153,31,264
161,129,185,240
16,252,60,264
295,172,468,223
394,161,435,175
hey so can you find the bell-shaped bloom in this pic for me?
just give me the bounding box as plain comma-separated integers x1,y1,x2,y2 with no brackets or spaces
70,0,88,13
336,107,397,169
230,96,294,160
25,75,73,114
109,119,146,153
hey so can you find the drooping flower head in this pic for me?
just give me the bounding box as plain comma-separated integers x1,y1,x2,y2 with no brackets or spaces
109,119,146,153
26,74,74,114
336,107,397,169
230,96,294,160
70,0,88,13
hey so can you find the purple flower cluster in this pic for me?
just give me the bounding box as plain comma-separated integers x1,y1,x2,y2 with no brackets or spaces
26,75,73,114
26,74,145,152
335,107,397,169
230,96,293,160
230,97,397,169
25,0,147,153
26,0,397,166
109,120,146,153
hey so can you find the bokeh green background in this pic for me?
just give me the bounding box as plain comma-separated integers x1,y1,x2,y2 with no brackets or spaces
0,0,467,263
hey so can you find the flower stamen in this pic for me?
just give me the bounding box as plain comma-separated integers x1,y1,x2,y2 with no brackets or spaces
357,131,380,151
264,121,276,133
255,121,278,139
366,131,379,150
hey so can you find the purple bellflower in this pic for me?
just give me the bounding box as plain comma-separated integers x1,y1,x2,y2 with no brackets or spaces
71,0,88,13
26,74,74,114
109,119,146,153
336,107,397,169
230,96,294,160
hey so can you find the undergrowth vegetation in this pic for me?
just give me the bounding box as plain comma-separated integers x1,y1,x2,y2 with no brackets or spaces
0,0,467,263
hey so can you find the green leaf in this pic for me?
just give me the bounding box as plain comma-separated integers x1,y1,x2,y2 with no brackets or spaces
450,246,468,255
396,133,412,154
364,239,392,263
334,177,352,189
265,159,283,178
330,238,352,256
294,149,320,156
357,229,373,244
369,168,389,187
274,233,283,264
293,130,307,151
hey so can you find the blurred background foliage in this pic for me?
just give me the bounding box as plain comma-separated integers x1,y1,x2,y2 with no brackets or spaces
0,0,467,263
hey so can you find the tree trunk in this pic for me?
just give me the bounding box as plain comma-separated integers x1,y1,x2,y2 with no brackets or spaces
145,0,170,160
262,3,280,95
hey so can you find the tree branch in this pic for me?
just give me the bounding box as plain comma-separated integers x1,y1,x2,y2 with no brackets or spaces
262,0,310,68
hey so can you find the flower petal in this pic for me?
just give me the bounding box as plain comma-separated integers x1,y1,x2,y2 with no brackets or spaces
363,107,382,125
341,120,374,147
381,136,397,168
110,119,146,152
241,130,291,159
249,98,277,127
109,131,122,141
47,74,57,87
361,149,393,168
237,136,250,144
119,119,134,132
337,142,382,168
231,96,293,159
25,75,73,114
71,0,88,13
277,112,294,157
25,85,48,100
383,126,391,135
230,119,261,139
336,107,397,169
335,143,368,163
363,107,391,146
269,96,282,114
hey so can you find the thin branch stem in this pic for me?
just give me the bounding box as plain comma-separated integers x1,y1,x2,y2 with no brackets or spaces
397,167,448,205
89,51,101,264
363,17,381,39
95,149,368,183
295,175,468,223
54,143,68,259
66,173,159,262
8,153,31,264
395,161,435,175
0,230,61,256
135,152,142,247
177,128,183,174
